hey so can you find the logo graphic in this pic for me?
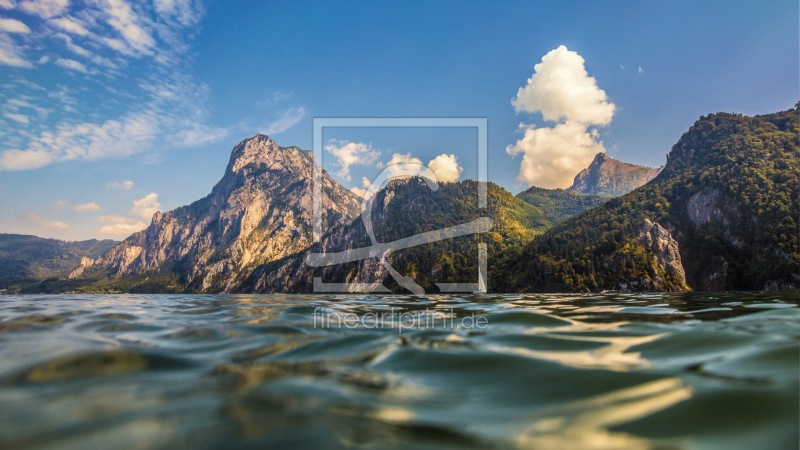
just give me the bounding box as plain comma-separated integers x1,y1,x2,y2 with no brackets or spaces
307,118,489,295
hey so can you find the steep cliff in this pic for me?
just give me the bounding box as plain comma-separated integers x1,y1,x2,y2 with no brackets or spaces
81,134,361,292
495,107,799,292
567,153,662,197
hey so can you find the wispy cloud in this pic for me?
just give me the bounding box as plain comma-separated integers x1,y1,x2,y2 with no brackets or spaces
262,107,305,136
3,112,29,124
97,215,146,235
0,0,229,171
19,212,69,229
53,200,101,212
55,57,96,74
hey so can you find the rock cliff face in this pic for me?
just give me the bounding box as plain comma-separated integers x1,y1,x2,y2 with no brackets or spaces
567,153,662,197
93,134,361,292
616,219,687,292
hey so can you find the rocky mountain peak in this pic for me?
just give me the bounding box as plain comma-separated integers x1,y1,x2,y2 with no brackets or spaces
87,135,360,293
567,152,662,197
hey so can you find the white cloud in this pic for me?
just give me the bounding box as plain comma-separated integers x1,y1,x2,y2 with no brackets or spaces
0,109,159,170
19,212,68,228
0,18,31,33
262,107,305,135
153,0,203,26
18,0,68,18
107,180,133,189
350,176,372,198
3,112,29,123
55,57,95,74
73,201,100,212
427,153,462,183
638,66,643,74
49,16,88,35
0,0,227,172
0,19,32,68
97,214,146,235
512,45,615,125
382,153,424,180
53,199,102,211
325,141,380,181
256,90,292,108
507,121,605,189
172,123,228,147
0,149,52,169
130,192,160,220
98,0,156,54
507,46,615,188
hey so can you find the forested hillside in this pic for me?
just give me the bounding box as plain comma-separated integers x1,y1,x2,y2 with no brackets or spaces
516,187,608,224
494,107,799,292
0,235,117,291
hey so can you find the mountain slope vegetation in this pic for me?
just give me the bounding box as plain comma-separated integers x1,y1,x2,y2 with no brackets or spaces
494,107,799,292
516,187,608,224
0,234,117,291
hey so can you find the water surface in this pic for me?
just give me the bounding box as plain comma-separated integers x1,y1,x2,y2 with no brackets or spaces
0,293,797,449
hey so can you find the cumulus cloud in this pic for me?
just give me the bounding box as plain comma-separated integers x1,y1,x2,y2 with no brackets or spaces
507,45,615,189
130,192,160,220
507,121,606,189
511,45,615,125
97,214,146,235
0,0,15,9
325,140,380,181
107,180,133,189
379,152,464,183
262,107,305,135
19,212,68,228
427,153,462,183
350,176,371,198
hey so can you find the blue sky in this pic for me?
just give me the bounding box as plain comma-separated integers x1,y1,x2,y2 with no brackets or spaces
0,0,797,240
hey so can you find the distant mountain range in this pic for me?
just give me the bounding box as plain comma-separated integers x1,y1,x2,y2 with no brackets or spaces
567,152,662,197
6,107,798,294
0,235,117,292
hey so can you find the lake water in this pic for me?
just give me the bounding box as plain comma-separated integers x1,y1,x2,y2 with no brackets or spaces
0,293,797,449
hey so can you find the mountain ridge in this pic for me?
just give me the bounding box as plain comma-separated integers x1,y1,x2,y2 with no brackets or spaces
567,152,662,197
495,108,799,292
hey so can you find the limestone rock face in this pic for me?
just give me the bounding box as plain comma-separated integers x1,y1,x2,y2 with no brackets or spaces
568,153,662,197
91,134,361,292
616,219,688,292
67,257,95,279
637,219,687,285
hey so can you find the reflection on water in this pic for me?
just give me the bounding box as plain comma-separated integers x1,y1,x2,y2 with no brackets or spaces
0,293,797,449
